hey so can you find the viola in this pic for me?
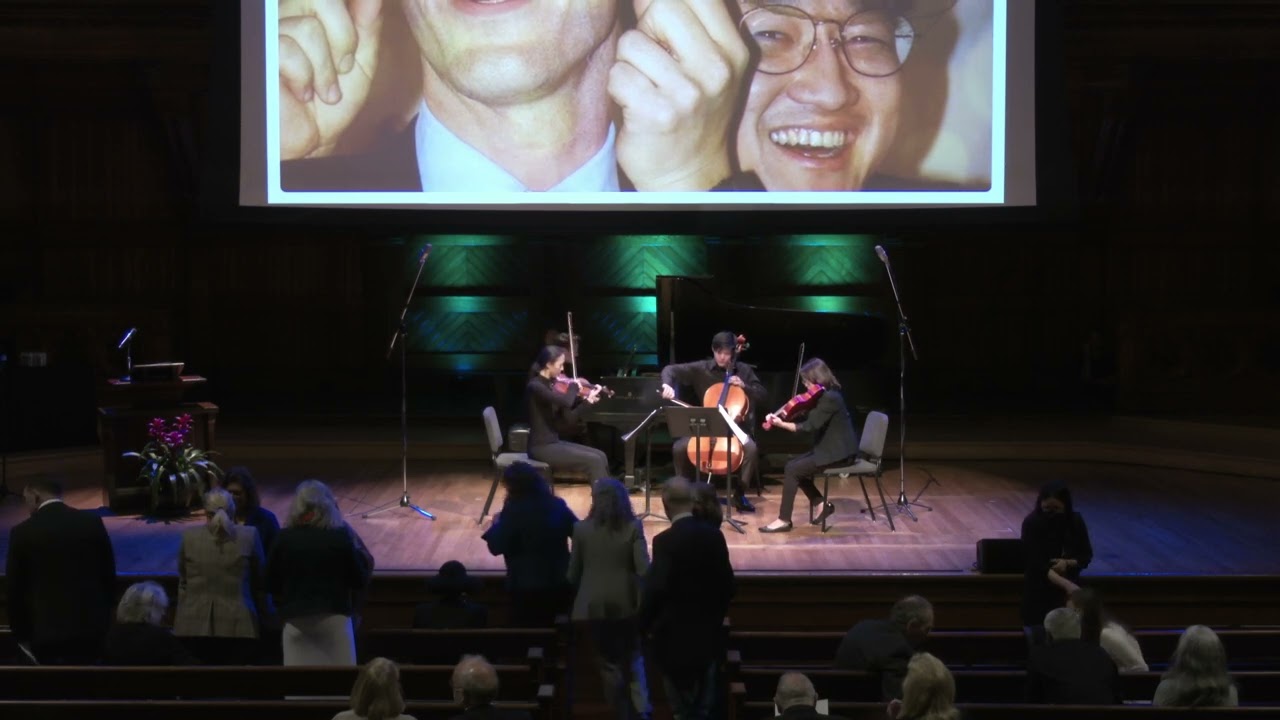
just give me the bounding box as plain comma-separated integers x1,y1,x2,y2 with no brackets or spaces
762,384,825,430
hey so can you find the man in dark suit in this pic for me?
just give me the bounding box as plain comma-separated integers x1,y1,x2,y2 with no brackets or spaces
277,0,754,194
1027,607,1121,705
639,477,735,720
834,595,934,700
5,478,117,664
775,672,848,720
449,654,533,720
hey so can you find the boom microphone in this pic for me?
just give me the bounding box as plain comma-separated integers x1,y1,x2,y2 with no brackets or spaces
419,244,433,264
116,327,137,349
874,245,889,265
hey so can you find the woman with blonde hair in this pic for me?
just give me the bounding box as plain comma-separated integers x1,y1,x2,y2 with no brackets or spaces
333,657,417,720
1154,625,1238,707
174,487,269,664
268,480,373,666
888,652,960,720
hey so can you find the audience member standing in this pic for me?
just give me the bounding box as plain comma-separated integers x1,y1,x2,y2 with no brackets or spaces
334,657,418,720
888,653,960,720
5,478,117,664
1027,607,1120,705
569,477,653,720
690,481,724,529
414,561,489,630
834,595,934,701
269,480,373,665
174,488,270,664
773,672,847,720
639,477,735,720
481,463,578,627
1021,481,1093,627
449,655,534,720
222,465,281,554
102,581,197,665
1153,625,1239,707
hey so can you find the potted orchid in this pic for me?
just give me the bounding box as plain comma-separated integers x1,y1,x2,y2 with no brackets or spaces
123,413,222,514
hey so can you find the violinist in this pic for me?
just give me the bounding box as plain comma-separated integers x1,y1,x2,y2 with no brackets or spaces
526,345,610,482
660,331,768,513
759,358,859,533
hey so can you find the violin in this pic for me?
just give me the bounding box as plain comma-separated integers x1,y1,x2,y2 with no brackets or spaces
682,334,750,475
554,311,614,399
763,384,825,430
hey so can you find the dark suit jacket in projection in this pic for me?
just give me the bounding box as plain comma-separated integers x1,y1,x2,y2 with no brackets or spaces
280,119,763,192
5,501,117,662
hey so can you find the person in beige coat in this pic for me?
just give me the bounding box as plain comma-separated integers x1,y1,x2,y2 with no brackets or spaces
568,478,652,720
174,487,269,664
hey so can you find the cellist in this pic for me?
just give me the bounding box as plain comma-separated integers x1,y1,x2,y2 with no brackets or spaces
659,331,767,513
759,358,859,533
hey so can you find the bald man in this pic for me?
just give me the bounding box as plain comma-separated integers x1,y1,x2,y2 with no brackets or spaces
450,654,533,720
775,672,848,720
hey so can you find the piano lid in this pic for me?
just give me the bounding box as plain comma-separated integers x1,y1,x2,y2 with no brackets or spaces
656,276,890,374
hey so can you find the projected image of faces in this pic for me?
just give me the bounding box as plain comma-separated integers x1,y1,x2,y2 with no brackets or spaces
271,0,994,199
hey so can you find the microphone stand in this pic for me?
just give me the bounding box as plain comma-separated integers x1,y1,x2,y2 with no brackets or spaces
364,246,435,520
879,249,934,521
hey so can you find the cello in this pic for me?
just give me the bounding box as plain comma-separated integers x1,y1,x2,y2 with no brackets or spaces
671,335,751,476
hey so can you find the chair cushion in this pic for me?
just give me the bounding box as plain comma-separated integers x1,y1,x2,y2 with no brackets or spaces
495,453,549,470
821,458,879,476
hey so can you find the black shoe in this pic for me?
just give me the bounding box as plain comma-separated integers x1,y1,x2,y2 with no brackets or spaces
810,501,835,526
759,521,793,533
733,494,756,513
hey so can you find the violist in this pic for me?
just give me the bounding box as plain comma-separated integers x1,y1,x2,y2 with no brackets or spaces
759,358,859,533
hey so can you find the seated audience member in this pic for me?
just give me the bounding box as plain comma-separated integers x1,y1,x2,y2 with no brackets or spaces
774,672,847,720
174,487,269,664
6,477,116,665
888,653,960,720
102,581,197,665
1048,574,1147,672
450,654,534,720
1027,607,1120,705
690,480,724,528
414,561,488,630
334,657,417,720
222,465,281,553
1153,625,1239,707
269,479,373,666
481,462,578,627
834,595,934,700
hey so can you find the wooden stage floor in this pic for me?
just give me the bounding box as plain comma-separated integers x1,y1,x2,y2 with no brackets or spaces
2,453,1278,577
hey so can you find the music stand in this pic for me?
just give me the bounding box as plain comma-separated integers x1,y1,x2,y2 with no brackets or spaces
624,407,667,522
663,406,746,534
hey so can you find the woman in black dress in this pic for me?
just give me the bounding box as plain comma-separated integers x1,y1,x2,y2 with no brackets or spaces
525,345,609,481
1020,481,1094,627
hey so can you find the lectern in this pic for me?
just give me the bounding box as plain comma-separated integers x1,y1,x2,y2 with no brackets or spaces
97,373,217,513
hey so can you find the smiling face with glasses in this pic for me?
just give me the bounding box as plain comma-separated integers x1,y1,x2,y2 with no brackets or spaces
735,0,915,191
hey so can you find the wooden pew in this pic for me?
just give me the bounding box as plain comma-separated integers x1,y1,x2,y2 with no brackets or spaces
0,664,540,700
730,668,1280,705
726,629,1280,670
0,689,554,720
360,627,556,680
737,701,1280,720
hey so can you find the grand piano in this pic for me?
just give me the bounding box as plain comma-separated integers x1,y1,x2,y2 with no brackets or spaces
575,276,891,488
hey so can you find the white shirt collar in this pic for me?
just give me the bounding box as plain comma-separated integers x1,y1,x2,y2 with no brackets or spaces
670,512,694,523
415,99,618,193
37,498,64,510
